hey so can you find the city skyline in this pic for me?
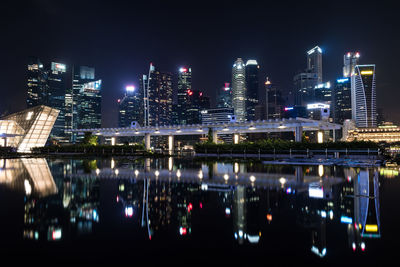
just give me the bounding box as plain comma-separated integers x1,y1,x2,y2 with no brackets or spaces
1,1,399,126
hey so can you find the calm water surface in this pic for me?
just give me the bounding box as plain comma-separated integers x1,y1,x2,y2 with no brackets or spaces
0,157,399,265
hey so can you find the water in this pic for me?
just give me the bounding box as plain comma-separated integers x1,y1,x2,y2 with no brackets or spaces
0,157,399,265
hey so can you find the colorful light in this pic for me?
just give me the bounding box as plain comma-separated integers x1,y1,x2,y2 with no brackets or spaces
125,206,134,217
365,224,378,232
187,203,193,212
126,85,135,92
361,70,373,75
179,227,187,235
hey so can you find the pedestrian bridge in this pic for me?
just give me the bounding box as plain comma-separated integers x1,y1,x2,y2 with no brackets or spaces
72,117,341,150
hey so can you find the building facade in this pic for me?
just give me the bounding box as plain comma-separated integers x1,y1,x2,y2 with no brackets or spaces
307,46,323,83
343,52,360,77
177,67,192,125
0,105,59,152
118,85,143,128
77,79,102,129
333,77,352,124
141,64,173,127
245,60,259,121
351,65,377,128
265,78,285,120
217,83,232,109
232,58,247,122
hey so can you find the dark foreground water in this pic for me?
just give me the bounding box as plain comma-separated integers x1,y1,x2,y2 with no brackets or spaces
0,157,399,265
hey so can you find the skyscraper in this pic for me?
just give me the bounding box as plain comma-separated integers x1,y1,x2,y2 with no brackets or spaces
232,58,246,122
307,46,323,83
314,82,332,103
343,52,360,77
78,79,102,129
141,63,173,127
293,71,319,106
351,65,377,128
177,67,192,125
245,60,259,121
217,83,232,108
293,46,322,107
118,85,143,128
46,62,68,142
71,66,101,142
27,57,46,108
333,77,352,124
265,78,285,120
186,89,210,125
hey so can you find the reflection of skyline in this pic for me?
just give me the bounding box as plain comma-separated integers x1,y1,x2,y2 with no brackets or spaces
0,157,383,258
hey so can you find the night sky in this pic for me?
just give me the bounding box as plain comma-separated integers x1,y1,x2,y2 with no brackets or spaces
1,0,399,127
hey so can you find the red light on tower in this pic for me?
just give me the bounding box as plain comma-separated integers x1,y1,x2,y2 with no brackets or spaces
187,89,193,96
187,203,193,212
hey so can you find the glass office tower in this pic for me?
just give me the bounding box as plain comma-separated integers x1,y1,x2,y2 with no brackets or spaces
351,65,377,128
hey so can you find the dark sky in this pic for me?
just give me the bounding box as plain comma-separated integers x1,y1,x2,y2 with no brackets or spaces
1,0,399,126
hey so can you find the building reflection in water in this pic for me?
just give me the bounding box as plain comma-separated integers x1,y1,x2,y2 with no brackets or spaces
0,157,383,257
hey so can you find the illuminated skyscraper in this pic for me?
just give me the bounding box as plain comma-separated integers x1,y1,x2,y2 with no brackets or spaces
217,83,232,108
118,85,143,128
232,58,246,122
343,52,360,77
351,65,377,128
245,60,259,121
46,62,68,142
27,57,46,108
333,77,352,124
293,71,318,106
307,46,323,83
177,67,192,125
141,63,173,127
294,46,323,106
77,79,102,129
71,66,102,142
186,89,210,125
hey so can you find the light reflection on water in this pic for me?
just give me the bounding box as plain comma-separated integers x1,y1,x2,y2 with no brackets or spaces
0,157,396,263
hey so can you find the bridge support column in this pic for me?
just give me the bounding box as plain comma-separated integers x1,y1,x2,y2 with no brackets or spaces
212,130,218,144
233,133,240,144
144,133,151,151
294,126,303,142
168,135,174,155
317,131,324,143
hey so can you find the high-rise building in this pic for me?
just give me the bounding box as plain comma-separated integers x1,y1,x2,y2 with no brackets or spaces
232,58,247,122
141,63,173,127
217,83,232,108
343,52,360,77
177,67,192,125
351,65,377,128
307,46,323,83
46,62,68,143
118,85,143,128
186,89,210,125
27,59,102,143
245,60,259,121
293,46,323,107
72,66,96,128
314,82,332,103
71,66,101,142
333,77,352,124
265,78,285,120
78,79,102,129
27,57,46,108
293,71,319,106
